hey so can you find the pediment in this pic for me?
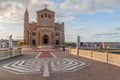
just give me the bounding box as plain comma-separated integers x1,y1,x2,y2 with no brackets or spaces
37,8,55,14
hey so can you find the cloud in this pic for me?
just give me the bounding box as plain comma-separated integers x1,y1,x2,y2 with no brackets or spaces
0,0,120,23
0,0,120,41
74,28,85,31
14,36,23,40
0,1,25,23
30,0,39,5
59,0,120,14
87,32,120,39
57,16,76,22
29,0,57,10
27,0,57,21
0,26,5,30
112,27,120,31
95,33,120,36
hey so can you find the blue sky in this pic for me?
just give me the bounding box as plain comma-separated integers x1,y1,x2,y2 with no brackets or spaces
0,0,120,42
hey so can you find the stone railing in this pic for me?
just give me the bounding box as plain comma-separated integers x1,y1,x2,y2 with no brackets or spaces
0,48,21,60
69,48,120,66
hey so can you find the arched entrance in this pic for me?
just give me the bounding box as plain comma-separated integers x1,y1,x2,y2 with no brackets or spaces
56,40,59,45
43,35,49,45
32,40,36,45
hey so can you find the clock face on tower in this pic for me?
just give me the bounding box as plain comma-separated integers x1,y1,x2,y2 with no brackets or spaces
43,20,48,24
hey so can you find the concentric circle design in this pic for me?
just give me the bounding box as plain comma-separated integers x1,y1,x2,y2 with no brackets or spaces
2,58,88,74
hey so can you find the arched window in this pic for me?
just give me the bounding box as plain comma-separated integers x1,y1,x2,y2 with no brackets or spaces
45,14,47,17
56,32,59,36
41,15,43,18
32,32,35,36
48,15,50,18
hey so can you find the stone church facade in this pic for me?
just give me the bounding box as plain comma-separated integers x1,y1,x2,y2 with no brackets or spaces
24,7,64,46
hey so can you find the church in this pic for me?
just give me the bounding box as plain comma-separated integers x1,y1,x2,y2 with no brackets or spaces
24,6,65,46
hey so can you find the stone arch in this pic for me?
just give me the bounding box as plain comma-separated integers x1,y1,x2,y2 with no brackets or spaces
43,35,49,45
32,40,36,45
56,40,59,45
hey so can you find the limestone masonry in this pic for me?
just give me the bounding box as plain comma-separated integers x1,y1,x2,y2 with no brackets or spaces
24,7,64,46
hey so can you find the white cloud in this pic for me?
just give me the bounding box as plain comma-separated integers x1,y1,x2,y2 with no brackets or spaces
59,0,120,14
0,0,120,23
0,0,120,41
0,0,58,26
30,0,39,5
29,0,57,10
58,16,76,22
0,1,25,23
111,27,120,31
0,26,5,30
74,28,85,31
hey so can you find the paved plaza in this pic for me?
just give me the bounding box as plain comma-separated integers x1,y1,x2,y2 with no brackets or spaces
0,47,120,80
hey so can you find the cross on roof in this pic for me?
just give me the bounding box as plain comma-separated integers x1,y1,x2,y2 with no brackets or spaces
45,4,47,9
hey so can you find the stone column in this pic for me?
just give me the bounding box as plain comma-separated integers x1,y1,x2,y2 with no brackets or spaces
40,32,42,46
76,48,79,56
69,47,71,54
60,31,63,46
36,30,39,46
9,48,13,57
76,35,80,56
17,48,22,55
9,35,13,49
49,32,52,45
77,35,80,48
51,32,54,45
53,32,55,45
28,31,31,46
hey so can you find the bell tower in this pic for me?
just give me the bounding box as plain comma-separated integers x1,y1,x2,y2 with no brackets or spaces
24,8,29,45
24,8,29,26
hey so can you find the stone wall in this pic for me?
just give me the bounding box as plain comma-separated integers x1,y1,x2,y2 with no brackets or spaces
79,50,92,58
69,48,120,66
108,53,120,66
70,48,77,56
92,51,107,62
0,48,21,60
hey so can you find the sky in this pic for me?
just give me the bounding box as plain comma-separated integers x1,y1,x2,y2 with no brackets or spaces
0,0,120,42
